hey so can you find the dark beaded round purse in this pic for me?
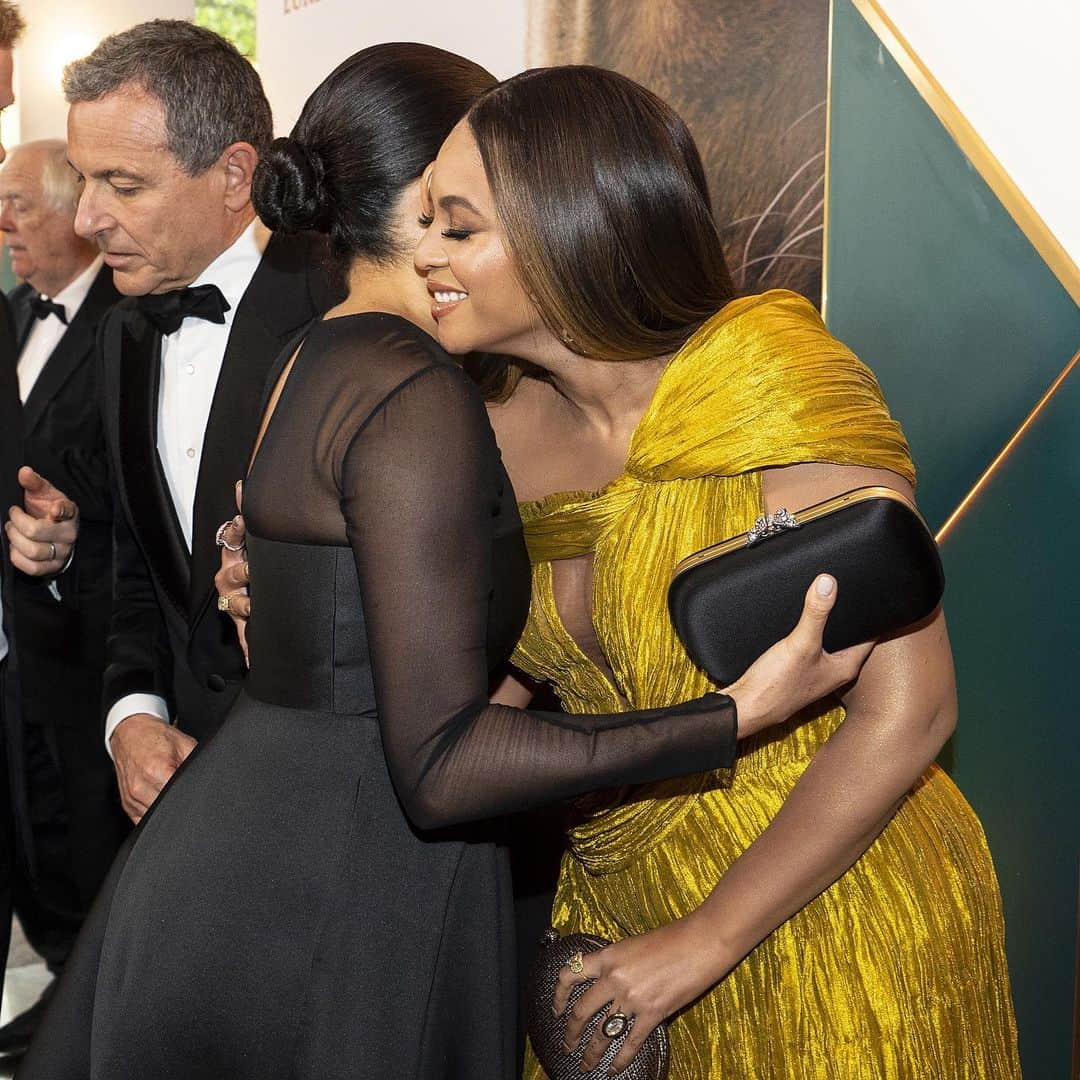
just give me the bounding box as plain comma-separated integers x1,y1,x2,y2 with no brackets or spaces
526,929,670,1080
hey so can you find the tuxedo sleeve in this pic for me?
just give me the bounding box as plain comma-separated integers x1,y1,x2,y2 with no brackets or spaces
102,487,174,726
100,312,174,734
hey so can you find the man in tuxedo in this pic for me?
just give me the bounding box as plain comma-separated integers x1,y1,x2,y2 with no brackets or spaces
0,138,125,1054
63,20,341,823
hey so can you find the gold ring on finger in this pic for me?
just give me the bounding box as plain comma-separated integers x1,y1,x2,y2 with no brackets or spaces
218,593,233,613
566,951,584,975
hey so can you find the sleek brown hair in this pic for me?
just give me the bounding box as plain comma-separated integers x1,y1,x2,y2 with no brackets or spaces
466,65,735,396
0,1,25,48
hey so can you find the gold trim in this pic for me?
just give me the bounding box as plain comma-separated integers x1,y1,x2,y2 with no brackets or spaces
672,486,924,577
821,0,837,321
850,0,1080,307
935,347,1080,544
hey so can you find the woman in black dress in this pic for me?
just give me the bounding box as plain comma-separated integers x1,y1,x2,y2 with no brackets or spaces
20,44,870,1080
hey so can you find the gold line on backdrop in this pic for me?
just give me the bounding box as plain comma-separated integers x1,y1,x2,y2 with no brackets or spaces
934,348,1079,544
820,0,837,321
850,0,1080,308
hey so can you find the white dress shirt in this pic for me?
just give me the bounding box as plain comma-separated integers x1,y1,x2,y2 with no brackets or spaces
105,220,269,752
17,255,105,403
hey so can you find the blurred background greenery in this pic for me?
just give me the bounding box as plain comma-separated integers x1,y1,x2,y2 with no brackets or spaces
194,0,256,59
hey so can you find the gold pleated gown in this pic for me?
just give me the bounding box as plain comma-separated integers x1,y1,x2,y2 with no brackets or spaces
517,292,1020,1079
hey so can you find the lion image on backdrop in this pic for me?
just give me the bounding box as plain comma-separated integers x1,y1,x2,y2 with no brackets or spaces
528,0,827,304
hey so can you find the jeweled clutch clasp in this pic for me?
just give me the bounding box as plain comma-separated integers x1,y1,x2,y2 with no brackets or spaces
746,508,800,546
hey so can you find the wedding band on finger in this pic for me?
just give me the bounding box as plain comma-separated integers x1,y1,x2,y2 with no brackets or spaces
215,518,245,552
566,951,585,975
48,542,57,561
602,1011,630,1040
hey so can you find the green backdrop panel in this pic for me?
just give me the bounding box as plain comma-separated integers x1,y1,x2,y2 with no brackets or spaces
827,2,1079,1075
938,362,1079,1078
826,0,1080,532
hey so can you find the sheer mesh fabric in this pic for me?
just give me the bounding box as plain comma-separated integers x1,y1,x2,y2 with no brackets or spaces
245,313,737,831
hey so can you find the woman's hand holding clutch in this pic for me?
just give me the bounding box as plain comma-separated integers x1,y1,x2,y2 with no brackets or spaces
724,574,874,739
554,915,715,1074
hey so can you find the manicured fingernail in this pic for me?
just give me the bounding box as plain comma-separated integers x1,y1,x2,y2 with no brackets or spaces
815,574,835,596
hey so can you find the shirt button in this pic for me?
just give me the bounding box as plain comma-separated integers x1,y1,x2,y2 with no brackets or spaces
186,447,196,459
184,363,195,375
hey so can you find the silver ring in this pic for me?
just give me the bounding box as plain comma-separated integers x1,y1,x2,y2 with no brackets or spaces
215,519,244,552
48,542,57,561
602,1012,630,1040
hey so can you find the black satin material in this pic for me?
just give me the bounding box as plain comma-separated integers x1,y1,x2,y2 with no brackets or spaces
28,295,68,325
135,283,229,336
669,494,946,684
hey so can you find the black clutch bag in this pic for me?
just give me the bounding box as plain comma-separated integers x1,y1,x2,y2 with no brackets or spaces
527,929,670,1080
668,486,944,685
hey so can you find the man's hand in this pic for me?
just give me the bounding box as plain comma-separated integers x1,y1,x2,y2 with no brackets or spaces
5,466,79,577
110,713,197,824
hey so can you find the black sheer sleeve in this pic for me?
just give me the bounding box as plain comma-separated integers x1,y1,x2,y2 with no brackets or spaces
341,354,738,831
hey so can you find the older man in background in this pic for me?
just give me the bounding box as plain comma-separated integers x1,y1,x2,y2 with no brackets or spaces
0,138,123,1058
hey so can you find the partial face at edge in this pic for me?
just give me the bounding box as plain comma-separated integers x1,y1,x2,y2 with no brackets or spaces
66,86,240,296
413,121,546,358
0,147,92,293
0,49,14,163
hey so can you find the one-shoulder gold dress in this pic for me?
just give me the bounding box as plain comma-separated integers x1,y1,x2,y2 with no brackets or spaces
518,292,1020,1079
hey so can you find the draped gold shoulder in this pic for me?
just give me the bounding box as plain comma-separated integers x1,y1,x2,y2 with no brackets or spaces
520,290,914,563
628,289,915,485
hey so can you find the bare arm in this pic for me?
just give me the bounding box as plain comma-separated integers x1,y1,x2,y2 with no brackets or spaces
490,670,536,708
562,462,958,1070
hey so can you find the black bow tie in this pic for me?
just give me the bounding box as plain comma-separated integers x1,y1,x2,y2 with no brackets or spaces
29,295,68,325
136,283,230,337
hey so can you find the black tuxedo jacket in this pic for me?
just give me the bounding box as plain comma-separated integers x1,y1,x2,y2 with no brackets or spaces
1,290,27,902
100,231,343,740
10,265,121,664
7,266,128,901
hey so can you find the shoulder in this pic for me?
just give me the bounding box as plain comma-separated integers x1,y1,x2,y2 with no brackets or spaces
7,282,33,308
299,313,485,428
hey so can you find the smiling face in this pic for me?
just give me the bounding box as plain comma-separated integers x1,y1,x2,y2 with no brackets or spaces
413,121,550,359
67,84,249,296
0,144,97,296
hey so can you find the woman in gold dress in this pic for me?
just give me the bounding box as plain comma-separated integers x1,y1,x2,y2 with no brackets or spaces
415,67,1021,1078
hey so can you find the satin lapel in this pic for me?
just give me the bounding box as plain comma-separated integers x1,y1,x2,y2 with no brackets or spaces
8,284,34,356
117,309,191,613
21,269,120,436
0,292,23,512
187,234,321,623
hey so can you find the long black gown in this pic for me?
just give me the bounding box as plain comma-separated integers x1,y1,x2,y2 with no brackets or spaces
19,314,740,1080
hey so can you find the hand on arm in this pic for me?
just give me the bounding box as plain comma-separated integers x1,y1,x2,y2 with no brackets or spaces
214,482,250,666
5,466,79,577
559,464,955,1071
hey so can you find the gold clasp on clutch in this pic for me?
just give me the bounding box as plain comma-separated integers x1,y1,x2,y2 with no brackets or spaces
746,508,800,546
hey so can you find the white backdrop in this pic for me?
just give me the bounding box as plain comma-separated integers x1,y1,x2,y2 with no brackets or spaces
877,0,1079,269
255,0,529,137
12,0,194,143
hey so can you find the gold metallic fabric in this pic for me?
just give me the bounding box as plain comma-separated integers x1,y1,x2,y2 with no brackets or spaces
516,291,1020,1078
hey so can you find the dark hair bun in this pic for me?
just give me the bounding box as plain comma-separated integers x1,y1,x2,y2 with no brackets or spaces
252,136,331,234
